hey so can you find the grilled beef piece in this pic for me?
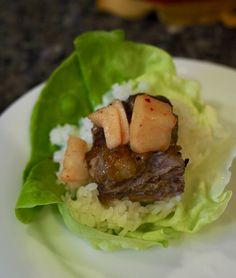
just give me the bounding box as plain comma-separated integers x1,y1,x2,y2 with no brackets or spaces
86,145,186,203
86,94,187,203
86,145,150,187
92,125,105,146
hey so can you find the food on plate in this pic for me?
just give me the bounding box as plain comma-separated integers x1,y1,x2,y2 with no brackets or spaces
15,30,236,250
85,94,186,204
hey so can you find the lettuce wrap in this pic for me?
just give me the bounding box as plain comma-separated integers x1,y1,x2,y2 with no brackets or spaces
15,30,236,250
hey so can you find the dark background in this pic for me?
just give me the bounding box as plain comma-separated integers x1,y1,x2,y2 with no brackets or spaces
1,0,236,113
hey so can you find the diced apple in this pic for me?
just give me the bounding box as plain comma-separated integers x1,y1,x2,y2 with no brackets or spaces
88,100,129,149
88,105,122,149
111,100,130,145
130,94,176,153
59,136,89,188
87,108,104,127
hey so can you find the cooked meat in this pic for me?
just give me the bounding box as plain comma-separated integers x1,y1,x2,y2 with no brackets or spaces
92,125,105,146
86,145,186,203
86,94,187,203
86,145,150,186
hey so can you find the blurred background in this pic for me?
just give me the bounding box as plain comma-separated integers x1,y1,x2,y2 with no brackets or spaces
1,0,236,113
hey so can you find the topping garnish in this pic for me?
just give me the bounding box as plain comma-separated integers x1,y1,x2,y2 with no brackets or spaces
86,93,186,203
59,136,89,187
130,94,177,153
89,94,176,153
88,100,129,149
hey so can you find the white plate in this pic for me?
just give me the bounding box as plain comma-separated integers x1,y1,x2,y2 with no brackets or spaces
1,59,236,278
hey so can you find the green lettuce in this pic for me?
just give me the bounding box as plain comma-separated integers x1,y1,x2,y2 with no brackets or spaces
16,30,236,250
16,53,92,222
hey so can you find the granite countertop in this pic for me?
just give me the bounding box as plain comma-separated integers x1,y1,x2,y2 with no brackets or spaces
1,0,236,113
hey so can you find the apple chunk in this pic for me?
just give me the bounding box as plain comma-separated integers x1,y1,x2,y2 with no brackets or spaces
130,95,176,153
88,105,121,149
112,100,129,145
88,100,129,149
59,136,89,188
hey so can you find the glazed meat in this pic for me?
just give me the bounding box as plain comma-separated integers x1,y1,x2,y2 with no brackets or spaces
86,144,150,187
86,94,187,203
86,144,186,203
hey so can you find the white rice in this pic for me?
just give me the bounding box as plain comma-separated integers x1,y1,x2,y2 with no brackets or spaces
78,117,93,147
50,124,79,165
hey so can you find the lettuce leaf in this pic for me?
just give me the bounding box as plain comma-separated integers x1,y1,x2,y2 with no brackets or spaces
16,30,236,250
16,53,92,222
74,30,175,107
16,160,65,223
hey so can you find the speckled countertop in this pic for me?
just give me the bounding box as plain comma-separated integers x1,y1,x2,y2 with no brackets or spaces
1,0,236,113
